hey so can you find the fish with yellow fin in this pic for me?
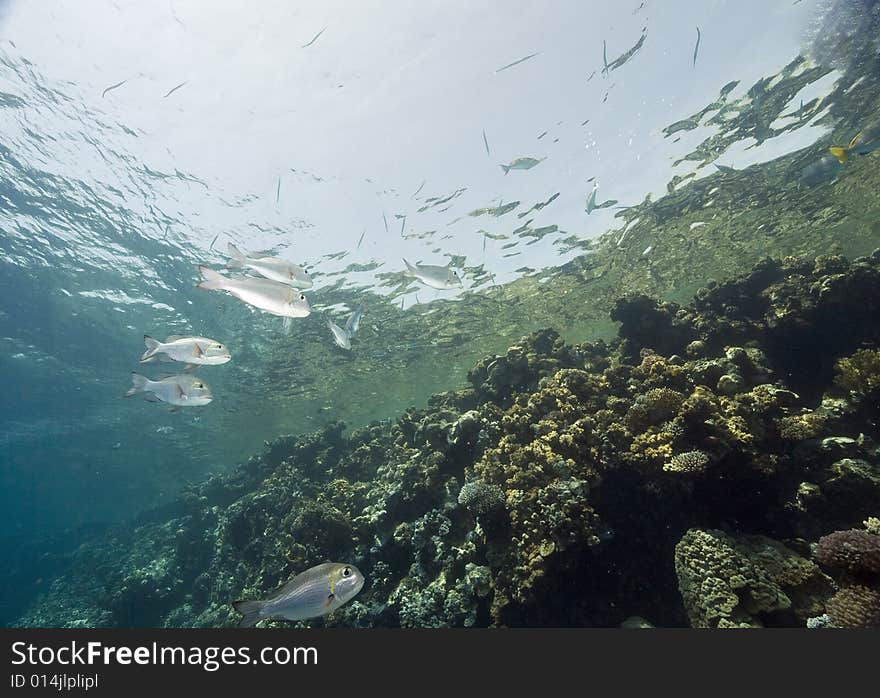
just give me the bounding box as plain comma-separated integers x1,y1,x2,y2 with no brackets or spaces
829,121,880,163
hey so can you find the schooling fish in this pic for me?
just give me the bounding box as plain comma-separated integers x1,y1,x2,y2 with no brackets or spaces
124,373,213,407
499,157,544,175
141,335,231,365
327,318,351,350
829,121,880,163
233,562,365,628
226,243,313,289
585,185,598,214
345,305,363,336
403,259,463,290
197,266,311,318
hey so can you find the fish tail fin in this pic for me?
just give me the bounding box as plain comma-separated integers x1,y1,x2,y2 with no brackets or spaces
232,599,266,628
197,265,225,291
140,335,162,362
828,146,849,164
226,242,246,269
500,164,510,175
125,373,149,397
402,258,417,276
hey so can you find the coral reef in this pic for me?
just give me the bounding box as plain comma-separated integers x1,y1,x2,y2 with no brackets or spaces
674,528,832,628
14,254,880,628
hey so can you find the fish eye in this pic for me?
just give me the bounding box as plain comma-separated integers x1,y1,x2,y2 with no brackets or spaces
342,566,352,577
300,294,306,300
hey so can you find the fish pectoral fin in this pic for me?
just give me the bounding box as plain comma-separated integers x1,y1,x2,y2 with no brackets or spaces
193,344,203,358
176,384,185,399
323,593,335,608
143,394,161,403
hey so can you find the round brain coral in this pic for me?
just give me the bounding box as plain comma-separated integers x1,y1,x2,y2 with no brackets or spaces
815,530,880,575
458,480,505,515
826,585,880,628
664,450,710,474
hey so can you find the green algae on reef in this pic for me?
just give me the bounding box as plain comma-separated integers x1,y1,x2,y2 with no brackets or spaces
15,254,880,628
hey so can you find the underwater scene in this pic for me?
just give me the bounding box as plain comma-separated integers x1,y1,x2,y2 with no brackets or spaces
2,0,880,629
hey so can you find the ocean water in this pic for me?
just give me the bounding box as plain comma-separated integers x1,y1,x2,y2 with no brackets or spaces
2,0,880,628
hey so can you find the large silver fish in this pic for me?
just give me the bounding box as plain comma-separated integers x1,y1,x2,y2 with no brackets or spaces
140,335,231,365
233,562,365,627
403,259,462,290
197,266,311,318
499,156,545,175
124,373,213,407
226,242,313,289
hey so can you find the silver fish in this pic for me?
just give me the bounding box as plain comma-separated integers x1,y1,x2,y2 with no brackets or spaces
140,335,231,365
585,185,598,214
226,242,313,289
233,562,364,627
345,305,363,336
328,318,351,350
197,266,311,318
124,373,213,407
403,259,462,290
500,157,544,175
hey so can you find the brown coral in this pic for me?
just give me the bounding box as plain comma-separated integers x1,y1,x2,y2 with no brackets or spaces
826,585,880,628
815,529,880,575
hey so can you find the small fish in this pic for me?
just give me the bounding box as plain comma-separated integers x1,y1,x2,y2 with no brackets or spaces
141,335,231,365
495,52,539,73
411,180,426,198
602,40,609,76
403,259,462,290
345,305,363,336
197,266,311,318
275,177,281,204
328,318,351,350
799,155,844,186
234,563,364,627
382,211,389,233
226,242,313,289
482,129,491,157
357,228,366,249
232,562,364,628
693,26,701,67
301,26,327,49
829,121,880,163
209,234,219,251
585,185,598,214
499,157,544,175
125,373,213,407
163,81,187,99
102,79,127,98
